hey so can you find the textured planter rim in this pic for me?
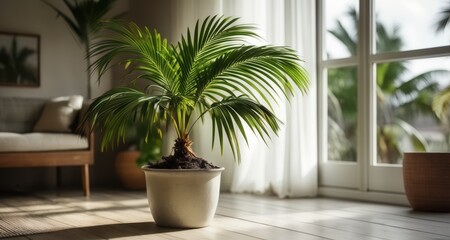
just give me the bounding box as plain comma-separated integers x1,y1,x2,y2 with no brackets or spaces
142,166,225,228
403,152,450,212
404,151,450,156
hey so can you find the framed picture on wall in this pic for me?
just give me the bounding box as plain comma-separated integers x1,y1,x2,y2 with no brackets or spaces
0,32,40,87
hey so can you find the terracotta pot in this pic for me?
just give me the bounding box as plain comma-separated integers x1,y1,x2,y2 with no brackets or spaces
142,167,224,228
403,152,450,212
115,150,146,190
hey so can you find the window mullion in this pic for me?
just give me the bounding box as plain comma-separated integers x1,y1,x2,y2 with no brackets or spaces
357,0,374,191
317,0,327,165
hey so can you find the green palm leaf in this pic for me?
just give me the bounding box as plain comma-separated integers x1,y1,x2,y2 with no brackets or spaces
89,22,176,91
83,87,167,150
206,96,280,161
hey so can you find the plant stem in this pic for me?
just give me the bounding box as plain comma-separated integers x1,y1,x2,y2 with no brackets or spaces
173,137,197,160
85,39,92,99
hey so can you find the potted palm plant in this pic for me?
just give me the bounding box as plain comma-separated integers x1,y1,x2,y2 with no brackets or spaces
83,16,309,228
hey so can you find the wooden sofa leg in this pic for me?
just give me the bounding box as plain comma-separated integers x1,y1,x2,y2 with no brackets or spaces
81,164,90,197
56,167,62,189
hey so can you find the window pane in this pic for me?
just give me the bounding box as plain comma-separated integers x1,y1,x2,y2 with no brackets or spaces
328,66,357,161
375,0,449,53
376,57,450,164
325,0,359,59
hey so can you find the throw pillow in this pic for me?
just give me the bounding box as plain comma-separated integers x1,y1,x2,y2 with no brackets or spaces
33,95,84,133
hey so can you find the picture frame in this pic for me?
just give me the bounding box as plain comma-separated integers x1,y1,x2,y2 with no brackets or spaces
0,32,40,87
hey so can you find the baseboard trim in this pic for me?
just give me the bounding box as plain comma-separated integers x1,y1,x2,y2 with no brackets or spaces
318,187,409,206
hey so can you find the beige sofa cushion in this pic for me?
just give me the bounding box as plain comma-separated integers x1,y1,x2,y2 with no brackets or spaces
0,97,47,133
0,132,88,152
33,95,83,133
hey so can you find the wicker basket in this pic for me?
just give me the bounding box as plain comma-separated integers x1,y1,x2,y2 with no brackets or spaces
403,152,450,212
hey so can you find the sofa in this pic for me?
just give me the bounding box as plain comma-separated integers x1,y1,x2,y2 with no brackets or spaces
0,96,94,196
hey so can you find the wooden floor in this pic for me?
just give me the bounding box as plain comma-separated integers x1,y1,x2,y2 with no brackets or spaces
1,190,450,240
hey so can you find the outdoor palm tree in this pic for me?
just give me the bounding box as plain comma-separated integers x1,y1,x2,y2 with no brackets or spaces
83,16,309,167
433,2,450,121
328,7,447,163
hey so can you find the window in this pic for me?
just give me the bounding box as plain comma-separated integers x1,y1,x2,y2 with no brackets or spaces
319,0,450,192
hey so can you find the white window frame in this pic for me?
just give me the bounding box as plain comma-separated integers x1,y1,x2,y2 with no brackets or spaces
317,0,450,203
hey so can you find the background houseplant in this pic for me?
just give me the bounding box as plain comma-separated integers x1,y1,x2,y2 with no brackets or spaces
83,16,309,227
42,0,120,98
115,120,162,190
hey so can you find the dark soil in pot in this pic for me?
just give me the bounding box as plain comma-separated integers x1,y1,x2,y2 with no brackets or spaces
147,138,220,170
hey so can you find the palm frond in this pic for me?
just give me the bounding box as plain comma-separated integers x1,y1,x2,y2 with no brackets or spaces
42,0,119,44
42,0,84,40
394,118,429,151
177,16,260,95
197,45,308,107
328,21,357,55
89,21,176,91
376,23,403,52
82,87,166,151
376,62,407,93
396,70,446,96
206,96,281,161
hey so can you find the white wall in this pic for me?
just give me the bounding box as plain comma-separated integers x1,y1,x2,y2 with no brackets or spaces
0,0,128,99
130,0,222,44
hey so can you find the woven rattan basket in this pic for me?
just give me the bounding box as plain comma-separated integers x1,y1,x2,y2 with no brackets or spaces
403,152,450,212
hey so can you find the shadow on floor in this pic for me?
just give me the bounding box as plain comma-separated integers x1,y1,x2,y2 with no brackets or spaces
30,221,188,239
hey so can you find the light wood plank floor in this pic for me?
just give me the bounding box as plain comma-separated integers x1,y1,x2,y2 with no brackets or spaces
0,190,450,240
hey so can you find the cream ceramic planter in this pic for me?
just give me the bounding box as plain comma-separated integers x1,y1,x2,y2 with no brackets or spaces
142,167,224,228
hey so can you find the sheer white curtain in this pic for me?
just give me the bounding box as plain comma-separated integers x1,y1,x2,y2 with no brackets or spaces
166,0,318,197
223,0,318,198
